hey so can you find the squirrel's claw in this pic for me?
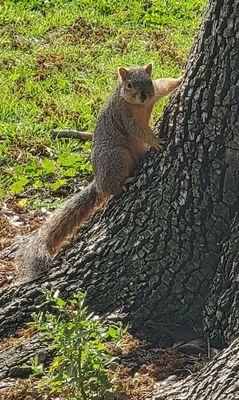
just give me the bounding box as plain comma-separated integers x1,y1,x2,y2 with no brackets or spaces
153,138,167,150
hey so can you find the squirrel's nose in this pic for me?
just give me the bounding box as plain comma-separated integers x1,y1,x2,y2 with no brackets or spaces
140,91,147,102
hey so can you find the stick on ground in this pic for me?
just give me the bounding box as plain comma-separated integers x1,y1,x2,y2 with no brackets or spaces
50,130,93,141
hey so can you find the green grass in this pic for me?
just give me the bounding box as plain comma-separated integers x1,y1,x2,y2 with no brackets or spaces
0,0,206,208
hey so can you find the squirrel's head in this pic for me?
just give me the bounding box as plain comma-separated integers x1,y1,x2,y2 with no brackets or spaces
118,63,154,105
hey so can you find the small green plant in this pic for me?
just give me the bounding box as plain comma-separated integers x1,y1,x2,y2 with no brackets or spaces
31,290,125,399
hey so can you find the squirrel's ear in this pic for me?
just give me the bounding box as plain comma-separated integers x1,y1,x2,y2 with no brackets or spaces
118,67,129,81
144,62,153,76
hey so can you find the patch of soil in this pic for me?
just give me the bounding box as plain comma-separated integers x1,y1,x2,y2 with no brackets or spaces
35,53,66,73
0,326,37,351
0,206,48,287
147,30,186,66
110,333,205,399
33,98,82,122
64,17,116,46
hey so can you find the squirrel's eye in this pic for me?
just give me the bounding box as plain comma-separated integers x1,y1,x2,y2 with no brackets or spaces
127,81,132,89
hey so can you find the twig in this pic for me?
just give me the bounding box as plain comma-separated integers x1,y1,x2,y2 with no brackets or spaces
50,129,93,141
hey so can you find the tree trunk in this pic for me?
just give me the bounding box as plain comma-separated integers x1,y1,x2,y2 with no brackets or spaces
144,215,239,400
204,213,239,343
0,0,238,390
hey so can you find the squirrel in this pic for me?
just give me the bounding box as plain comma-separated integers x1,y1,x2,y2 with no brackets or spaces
15,63,183,278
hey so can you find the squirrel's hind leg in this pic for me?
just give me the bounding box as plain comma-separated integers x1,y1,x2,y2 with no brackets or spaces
123,176,134,185
95,147,136,197
122,176,134,192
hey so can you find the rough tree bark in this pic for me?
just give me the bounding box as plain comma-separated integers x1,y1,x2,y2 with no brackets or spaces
205,213,239,343
0,0,238,396
142,213,239,399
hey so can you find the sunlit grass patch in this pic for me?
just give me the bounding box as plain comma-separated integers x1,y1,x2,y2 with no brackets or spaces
0,0,206,207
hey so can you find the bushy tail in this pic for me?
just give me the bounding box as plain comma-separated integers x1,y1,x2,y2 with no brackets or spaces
15,180,102,279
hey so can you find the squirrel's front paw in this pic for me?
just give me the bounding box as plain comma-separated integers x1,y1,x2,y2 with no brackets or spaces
178,72,186,83
152,137,166,150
